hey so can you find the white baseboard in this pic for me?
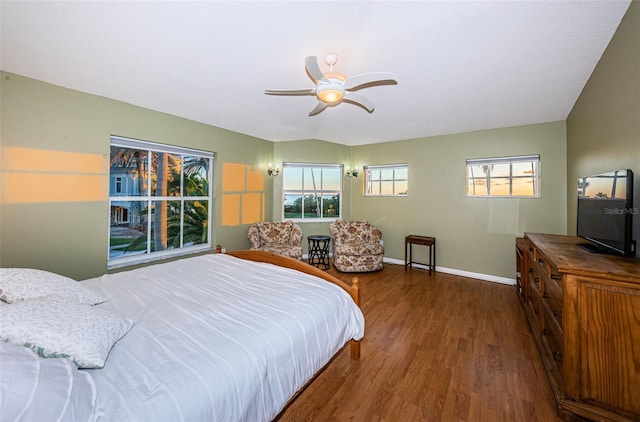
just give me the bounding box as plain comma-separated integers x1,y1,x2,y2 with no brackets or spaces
302,254,516,286
383,257,516,286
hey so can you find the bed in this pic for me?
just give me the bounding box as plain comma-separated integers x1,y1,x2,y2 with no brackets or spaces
0,250,364,422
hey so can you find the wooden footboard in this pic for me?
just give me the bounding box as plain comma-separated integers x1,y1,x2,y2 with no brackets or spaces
225,249,361,360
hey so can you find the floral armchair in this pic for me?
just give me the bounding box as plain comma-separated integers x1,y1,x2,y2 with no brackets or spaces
329,220,384,272
247,221,303,260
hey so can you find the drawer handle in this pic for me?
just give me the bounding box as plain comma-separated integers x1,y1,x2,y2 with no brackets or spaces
543,328,552,336
534,277,540,283
553,352,563,363
550,274,561,280
553,310,562,318
534,308,540,315
543,292,550,299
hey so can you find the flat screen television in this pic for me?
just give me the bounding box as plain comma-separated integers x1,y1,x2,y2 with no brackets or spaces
577,169,635,257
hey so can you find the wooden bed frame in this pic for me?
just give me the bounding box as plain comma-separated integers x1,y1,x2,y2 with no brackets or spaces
225,248,361,360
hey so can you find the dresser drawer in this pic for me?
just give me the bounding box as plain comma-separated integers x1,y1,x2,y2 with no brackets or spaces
542,316,564,377
532,250,563,286
528,248,537,268
532,250,548,272
542,276,563,332
529,266,543,294
542,257,561,282
527,285,543,333
548,267,562,287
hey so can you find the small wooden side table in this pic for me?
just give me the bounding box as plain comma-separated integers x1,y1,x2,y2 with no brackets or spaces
308,235,331,270
405,235,436,274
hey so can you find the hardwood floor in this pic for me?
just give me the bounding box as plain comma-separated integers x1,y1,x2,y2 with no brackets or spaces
277,263,562,422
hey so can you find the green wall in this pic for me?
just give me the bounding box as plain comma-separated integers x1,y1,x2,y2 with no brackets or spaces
0,72,569,281
0,72,274,279
350,122,567,279
566,1,639,257
271,124,567,279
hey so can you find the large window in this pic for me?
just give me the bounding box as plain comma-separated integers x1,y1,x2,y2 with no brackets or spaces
364,164,408,196
466,155,540,197
282,163,341,221
109,136,214,267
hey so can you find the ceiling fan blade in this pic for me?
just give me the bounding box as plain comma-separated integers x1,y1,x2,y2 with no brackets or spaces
308,101,328,116
305,56,326,83
343,92,375,113
265,88,316,96
345,72,398,91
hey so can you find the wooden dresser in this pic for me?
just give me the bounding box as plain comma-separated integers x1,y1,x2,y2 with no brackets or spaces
516,233,640,421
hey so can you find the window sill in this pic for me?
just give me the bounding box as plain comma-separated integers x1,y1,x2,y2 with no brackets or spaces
465,195,540,199
107,244,214,270
288,218,340,224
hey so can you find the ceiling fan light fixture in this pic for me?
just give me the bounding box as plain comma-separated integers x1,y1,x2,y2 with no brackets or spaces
317,89,344,104
316,80,345,104
265,54,397,115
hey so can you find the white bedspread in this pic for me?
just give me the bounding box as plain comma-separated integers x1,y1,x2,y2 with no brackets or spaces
82,253,364,422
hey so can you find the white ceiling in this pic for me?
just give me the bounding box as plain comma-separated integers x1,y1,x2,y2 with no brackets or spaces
0,1,631,146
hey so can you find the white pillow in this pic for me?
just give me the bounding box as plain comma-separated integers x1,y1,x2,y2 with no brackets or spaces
0,295,134,368
0,267,105,305
0,341,97,422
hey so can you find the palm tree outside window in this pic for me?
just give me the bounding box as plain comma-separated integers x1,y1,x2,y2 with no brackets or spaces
108,136,214,268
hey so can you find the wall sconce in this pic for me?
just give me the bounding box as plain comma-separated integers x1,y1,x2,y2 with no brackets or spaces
345,167,359,178
267,163,280,177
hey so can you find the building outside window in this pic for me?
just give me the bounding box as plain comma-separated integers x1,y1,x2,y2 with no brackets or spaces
282,163,341,221
108,136,214,267
466,154,540,197
364,164,408,196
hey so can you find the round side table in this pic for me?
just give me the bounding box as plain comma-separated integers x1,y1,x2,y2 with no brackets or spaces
308,235,331,270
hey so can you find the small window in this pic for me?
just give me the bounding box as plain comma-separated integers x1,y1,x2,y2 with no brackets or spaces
466,155,540,197
282,163,341,221
364,164,408,196
109,136,214,268
114,177,123,194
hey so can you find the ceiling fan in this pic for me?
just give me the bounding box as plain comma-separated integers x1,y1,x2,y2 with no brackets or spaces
265,53,398,116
